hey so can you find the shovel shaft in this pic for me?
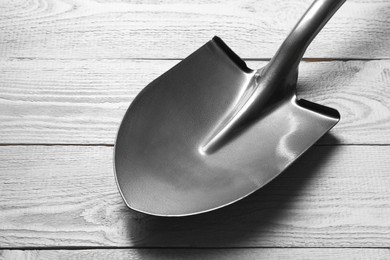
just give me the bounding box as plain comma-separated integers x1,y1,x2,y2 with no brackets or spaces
263,0,346,87
200,0,346,154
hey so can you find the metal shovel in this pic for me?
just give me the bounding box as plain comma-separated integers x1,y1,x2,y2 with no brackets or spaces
114,0,345,216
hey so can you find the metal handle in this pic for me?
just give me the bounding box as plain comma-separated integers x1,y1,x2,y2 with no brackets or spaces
201,0,346,154
262,0,346,87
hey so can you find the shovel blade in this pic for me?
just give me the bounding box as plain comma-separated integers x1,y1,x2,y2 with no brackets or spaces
114,38,339,216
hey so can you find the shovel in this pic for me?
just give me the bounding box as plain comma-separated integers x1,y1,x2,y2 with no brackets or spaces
114,0,345,216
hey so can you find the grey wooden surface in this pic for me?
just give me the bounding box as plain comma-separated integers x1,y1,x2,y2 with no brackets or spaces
1,0,390,259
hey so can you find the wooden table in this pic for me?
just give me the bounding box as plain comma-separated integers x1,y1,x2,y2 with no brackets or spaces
1,0,390,259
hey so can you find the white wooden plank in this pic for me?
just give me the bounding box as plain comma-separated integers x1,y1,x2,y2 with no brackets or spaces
1,145,390,247
0,59,389,145
0,0,389,59
1,248,390,260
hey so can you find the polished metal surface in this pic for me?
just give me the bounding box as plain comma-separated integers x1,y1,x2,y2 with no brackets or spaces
114,0,345,216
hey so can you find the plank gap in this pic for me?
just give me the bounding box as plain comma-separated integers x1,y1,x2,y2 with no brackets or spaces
3,57,390,62
0,143,390,147
2,246,390,250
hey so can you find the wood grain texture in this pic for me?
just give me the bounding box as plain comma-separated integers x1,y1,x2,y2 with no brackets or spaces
1,145,390,247
1,59,389,145
1,249,390,260
1,0,390,254
0,0,389,59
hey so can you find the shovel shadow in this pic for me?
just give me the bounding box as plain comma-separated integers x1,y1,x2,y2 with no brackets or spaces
127,133,340,255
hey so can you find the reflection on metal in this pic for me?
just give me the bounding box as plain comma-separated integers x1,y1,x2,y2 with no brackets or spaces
114,0,345,216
